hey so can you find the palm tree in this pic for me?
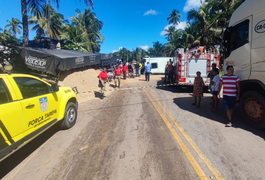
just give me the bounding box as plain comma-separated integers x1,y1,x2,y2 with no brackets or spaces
187,1,222,46
119,48,129,62
21,0,45,46
21,0,93,47
152,41,165,56
170,29,189,48
28,4,65,39
61,24,83,42
4,18,22,37
164,42,176,57
70,9,104,53
46,0,94,38
165,26,175,41
167,9,181,25
0,30,20,46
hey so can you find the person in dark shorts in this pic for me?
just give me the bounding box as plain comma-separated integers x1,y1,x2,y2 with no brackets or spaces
145,62,151,81
218,65,240,127
168,61,174,84
211,68,220,112
99,68,109,96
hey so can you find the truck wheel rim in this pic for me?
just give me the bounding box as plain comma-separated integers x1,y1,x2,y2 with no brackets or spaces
67,107,76,123
244,98,263,121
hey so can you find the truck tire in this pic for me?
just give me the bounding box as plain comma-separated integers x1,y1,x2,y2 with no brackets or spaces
61,102,77,129
240,91,265,129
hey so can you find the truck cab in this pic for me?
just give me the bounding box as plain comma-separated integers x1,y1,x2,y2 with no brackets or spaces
0,66,78,160
222,0,265,128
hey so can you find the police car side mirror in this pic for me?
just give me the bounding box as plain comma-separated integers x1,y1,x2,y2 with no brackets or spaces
51,84,59,92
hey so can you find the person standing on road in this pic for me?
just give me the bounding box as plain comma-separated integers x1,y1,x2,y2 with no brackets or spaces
135,62,140,77
128,62,134,78
145,62,151,81
122,62,128,80
211,68,220,112
164,61,170,83
139,62,142,75
113,65,122,88
99,68,109,95
218,65,240,127
168,61,174,84
208,63,217,92
192,71,204,107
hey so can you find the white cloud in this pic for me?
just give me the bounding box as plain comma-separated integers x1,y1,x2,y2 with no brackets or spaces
111,46,123,53
143,9,158,16
160,22,187,36
183,0,205,12
139,45,150,51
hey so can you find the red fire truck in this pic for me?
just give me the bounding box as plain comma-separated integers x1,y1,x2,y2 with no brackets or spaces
174,46,220,89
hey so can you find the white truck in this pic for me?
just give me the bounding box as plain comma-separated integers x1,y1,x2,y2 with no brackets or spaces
222,0,265,128
174,46,220,88
142,57,173,74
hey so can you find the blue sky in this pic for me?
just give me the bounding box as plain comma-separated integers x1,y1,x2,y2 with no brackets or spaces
0,0,202,53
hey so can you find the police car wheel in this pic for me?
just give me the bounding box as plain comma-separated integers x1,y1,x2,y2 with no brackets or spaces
61,102,77,129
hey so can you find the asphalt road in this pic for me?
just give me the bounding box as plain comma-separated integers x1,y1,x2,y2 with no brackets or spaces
1,75,265,180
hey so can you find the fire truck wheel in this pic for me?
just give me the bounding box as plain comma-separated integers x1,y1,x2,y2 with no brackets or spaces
240,91,265,129
61,102,77,129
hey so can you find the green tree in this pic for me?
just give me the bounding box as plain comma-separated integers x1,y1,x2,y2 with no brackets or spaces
46,0,93,38
28,4,65,38
0,30,20,46
21,0,93,47
165,26,175,41
167,9,181,25
149,41,165,56
4,18,22,37
164,42,176,57
187,1,221,47
70,8,104,53
21,0,45,46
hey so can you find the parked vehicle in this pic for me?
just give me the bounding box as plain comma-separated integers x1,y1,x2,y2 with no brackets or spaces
222,0,265,128
174,46,220,88
142,57,173,74
0,64,78,161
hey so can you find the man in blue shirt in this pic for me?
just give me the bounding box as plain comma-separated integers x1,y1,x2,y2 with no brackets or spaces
145,62,151,81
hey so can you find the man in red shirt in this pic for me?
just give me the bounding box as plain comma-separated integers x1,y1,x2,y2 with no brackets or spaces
122,63,128,80
113,65,122,88
218,65,240,127
99,68,109,95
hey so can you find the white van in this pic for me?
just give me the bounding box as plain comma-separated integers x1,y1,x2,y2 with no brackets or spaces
142,57,173,74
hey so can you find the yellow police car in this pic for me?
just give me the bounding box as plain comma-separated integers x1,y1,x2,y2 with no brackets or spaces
0,65,78,160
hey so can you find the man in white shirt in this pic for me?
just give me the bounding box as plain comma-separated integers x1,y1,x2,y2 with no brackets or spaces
211,68,220,112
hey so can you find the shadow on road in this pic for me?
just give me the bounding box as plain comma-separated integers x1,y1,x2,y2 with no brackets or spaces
173,96,265,140
94,91,105,99
156,77,199,94
0,122,61,179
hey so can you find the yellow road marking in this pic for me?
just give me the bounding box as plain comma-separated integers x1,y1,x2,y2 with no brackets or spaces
143,89,208,180
147,89,225,180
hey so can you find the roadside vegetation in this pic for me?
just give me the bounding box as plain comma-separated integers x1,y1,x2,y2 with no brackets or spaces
1,0,245,61
113,0,245,62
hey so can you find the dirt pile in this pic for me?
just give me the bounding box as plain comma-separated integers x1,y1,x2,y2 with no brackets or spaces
58,68,112,103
